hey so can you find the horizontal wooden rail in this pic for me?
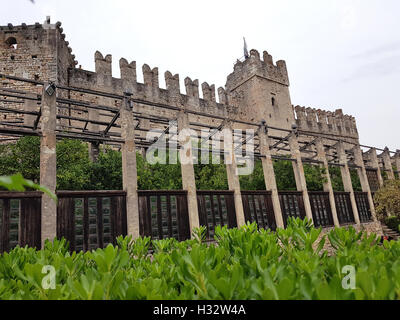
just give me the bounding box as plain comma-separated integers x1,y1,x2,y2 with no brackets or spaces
57,190,126,197
197,190,236,195
138,190,188,196
241,190,272,195
0,191,43,199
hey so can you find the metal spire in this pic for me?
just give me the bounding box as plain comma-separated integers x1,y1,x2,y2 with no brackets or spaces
243,37,249,59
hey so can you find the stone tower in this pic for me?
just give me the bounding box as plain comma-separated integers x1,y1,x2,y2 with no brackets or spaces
225,49,294,135
0,17,75,88
0,18,77,133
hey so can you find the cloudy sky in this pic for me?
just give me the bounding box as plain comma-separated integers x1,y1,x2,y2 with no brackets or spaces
2,0,399,151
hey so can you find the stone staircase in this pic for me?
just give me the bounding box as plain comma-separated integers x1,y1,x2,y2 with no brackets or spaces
381,224,400,241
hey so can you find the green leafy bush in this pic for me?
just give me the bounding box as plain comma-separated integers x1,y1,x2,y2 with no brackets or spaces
385,216,400,233
0,218,399,300
374,180,400,220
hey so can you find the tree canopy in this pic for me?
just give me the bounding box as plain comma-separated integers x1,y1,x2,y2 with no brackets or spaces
0,137,362,192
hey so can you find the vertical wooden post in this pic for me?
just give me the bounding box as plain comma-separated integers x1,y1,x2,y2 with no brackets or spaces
40,82,57,247
225,123,246,228
315,138,340,227
177,110,200,234
336,141,360,224
121,95,140,239
258,124,285,229
352,145,377,221
288,130,313,221
382,147,395,180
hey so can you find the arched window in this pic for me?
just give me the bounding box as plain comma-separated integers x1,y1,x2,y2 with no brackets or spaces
5,37,17,49
271,97,276,107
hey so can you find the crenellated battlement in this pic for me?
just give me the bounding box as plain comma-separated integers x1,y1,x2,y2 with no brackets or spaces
201,82,216,102
184,77,199,99
226,49,289,92
0,18,361,144
66,50,232,120
164,71,180,93
293,105,359,140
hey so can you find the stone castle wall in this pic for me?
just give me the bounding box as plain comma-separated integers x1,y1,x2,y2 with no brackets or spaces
1,19,360,147
293,106,359,143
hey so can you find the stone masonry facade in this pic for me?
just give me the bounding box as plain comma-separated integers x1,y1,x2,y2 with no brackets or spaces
1,18,359,146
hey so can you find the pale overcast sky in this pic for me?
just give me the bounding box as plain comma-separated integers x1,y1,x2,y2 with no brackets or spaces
2,0,399,151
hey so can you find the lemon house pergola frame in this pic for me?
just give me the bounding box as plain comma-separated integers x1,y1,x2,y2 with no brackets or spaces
0,74,398,252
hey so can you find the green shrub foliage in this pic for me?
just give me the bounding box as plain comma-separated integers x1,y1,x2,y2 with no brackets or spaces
0,218,399,300
374,180,400,220
385,216,400,232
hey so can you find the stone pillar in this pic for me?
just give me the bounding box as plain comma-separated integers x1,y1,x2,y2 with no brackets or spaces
121,96,140,238
288,131,313,221
336,142,360,224
139,118,151,159
352,145,377,221
395,151,400,180
315,139,340,227
369,148,384,187
382,147,395,180
225,124,246,227
88,106,100,162
89,142,100,162
291,160,302,191
93,52,111,161
177,110,200,234
258,124,285,228
23,94,39,127
140,147,146,158
40,83,57,247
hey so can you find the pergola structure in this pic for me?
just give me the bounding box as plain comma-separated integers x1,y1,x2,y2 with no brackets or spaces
0,73,399,250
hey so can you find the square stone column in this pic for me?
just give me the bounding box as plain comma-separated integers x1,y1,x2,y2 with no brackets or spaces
315,139,340,227
368,148,384,187
121,96,140,239
23,94,39,127
352,145,377,221
336,142,360,224
395,151,400,180
258,124,285,229
382,147,395,180
291,160,302,193
288,131,313,221
177,110,200,234
225,124,246,228
88,102,100,162
40,83,57,247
